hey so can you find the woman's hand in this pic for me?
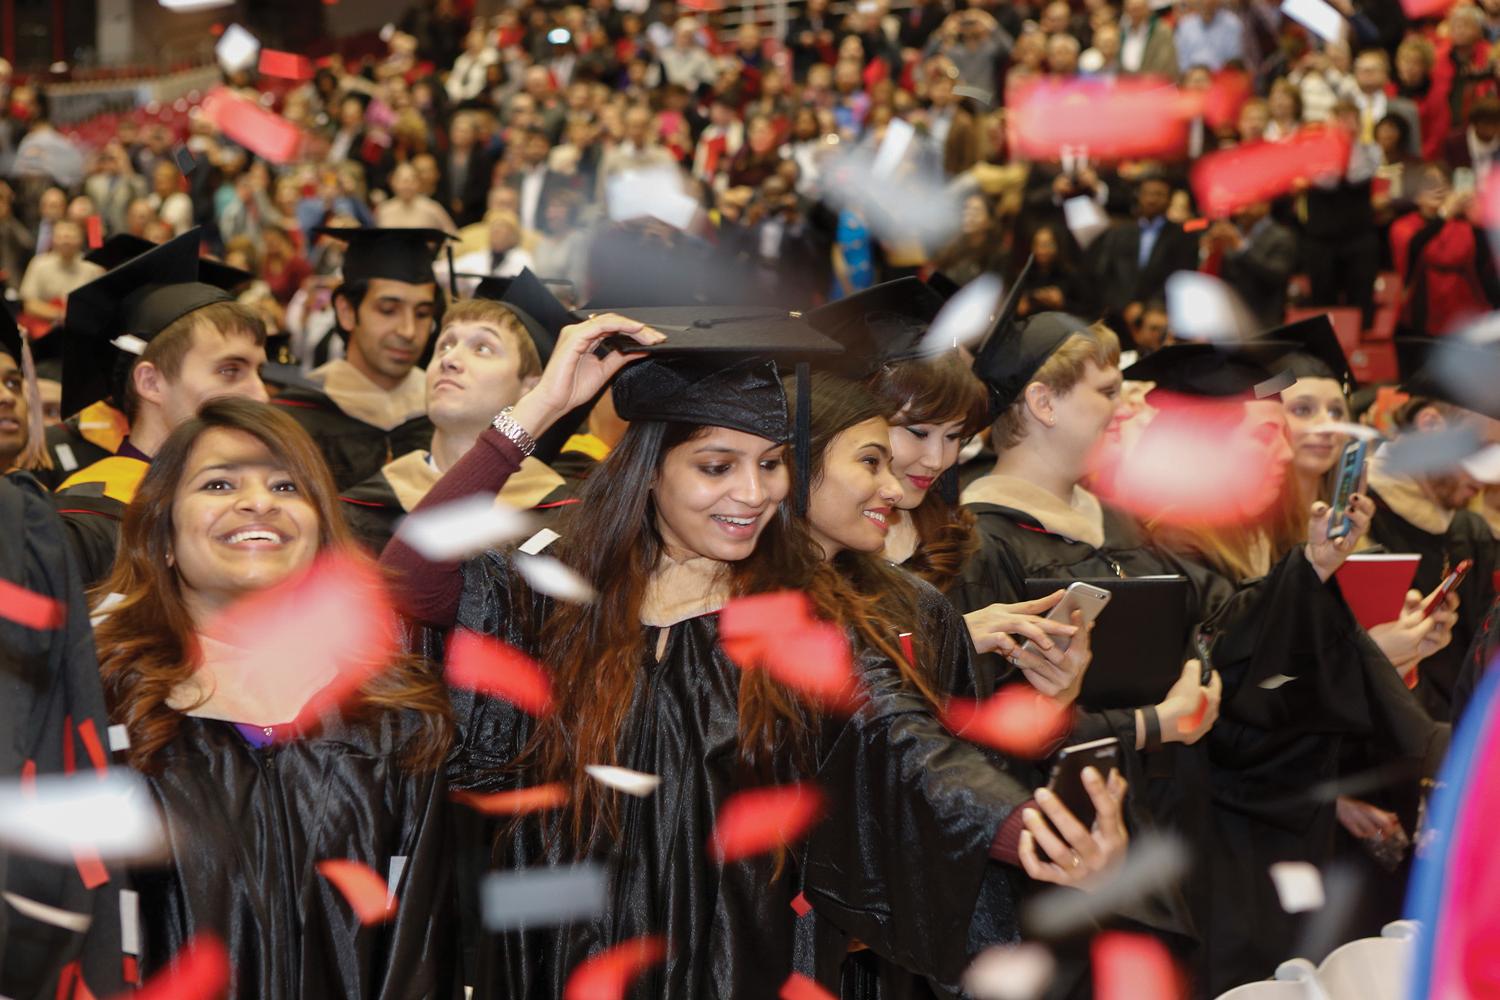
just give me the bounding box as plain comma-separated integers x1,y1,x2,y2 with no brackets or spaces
1305,493,1375,582
965,595,1092,703
1018,767,1129,889
1336,796,1402,841
1369,588,1459,679
510,313,665,439
1155,659,1221,746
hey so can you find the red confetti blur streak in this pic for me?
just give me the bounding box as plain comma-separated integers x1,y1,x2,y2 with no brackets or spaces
719,592,862,712
562,936,667,1000
317,859,397,925
709,782,826,863
1092,931,1184,1000
781,972,838,1000
106,933,231,1000
942,686,1072,759
450,784,569,815
1190,128,1352,218
0,577,65,629
202,552,400,736
1198,70,1252,131
257,49,314,81
1400,0,1456,17
1008,78,1190,162
445,629,555,716
201,86,304,165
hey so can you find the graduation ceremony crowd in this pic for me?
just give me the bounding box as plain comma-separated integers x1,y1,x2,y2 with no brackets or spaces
2,0,1500,996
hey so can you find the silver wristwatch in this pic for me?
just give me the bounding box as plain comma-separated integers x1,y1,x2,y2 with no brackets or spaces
491,406,537,457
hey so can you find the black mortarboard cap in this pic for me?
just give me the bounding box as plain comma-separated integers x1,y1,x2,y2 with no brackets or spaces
1262,313,1356,393
313,226,453,286
1123,341,1298,399
606,307,846,514
1402,335,1500,421
480,268,578,366
973,310,1090,414
62,228,239,418
87,233,253,293
804,277,947,375
1,298,21,363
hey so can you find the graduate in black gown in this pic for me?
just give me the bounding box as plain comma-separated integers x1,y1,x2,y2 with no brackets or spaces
88,398,457,999
340,296,573,553
379,311,1122,997
274,228,451,491
1361,342,1499,721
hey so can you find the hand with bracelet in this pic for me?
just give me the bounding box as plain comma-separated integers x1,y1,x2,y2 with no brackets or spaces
1136,658,1221,751
500,313,667,451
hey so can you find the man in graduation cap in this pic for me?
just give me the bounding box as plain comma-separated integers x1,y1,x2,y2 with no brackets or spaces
340,292,575,552
272,227,452,491
1362,339,1500,720
52,229,269,505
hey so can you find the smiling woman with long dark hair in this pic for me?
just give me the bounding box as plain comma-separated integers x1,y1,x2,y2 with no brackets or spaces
91,397,455,999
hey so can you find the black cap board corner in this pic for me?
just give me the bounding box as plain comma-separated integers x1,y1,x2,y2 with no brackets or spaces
1123,341,1301,399
488,268,580,366
1400,335,1500,421
1263,313,1357,393
312,226,454,287
803,276,946,374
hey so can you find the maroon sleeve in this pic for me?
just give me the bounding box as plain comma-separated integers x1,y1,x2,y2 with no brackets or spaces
379,428,528,626
989,799,1036,867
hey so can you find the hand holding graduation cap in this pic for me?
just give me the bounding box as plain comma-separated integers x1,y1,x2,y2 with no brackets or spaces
509,313,665,442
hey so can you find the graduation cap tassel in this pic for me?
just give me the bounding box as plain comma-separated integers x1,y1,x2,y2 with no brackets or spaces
16,330,53,473
794,361,811,517
445,244,459,301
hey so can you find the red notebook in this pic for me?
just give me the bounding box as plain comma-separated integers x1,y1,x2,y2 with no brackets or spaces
1336,554,1421,630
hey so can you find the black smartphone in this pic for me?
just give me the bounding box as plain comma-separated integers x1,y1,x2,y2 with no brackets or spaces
1045,737,1121,830
1421,558,1473,619
1327,439,1368,541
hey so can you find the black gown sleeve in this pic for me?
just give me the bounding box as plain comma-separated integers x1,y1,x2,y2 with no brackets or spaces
801,598,1031,992
376,760,460,1000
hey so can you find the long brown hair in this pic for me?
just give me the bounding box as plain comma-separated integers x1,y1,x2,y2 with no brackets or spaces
866,353,989,590
92,398,451,772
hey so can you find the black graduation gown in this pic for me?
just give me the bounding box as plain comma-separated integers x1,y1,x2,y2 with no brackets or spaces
340,451,576,554
129,714,457,1000
1364,491,1497,721
1451,595,1500,721
272,386,434,492
0,473,126,999
34,416,117,492
449,553,1030,999
50,487,127,589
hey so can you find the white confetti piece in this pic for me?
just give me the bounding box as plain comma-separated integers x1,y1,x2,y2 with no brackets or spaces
110,334,147,356
90,591,126,629
1063,195,1109,249
1258,673,1298,690
1269,860,1326,912
920,274,1004,355
1462,443,1500,483
1025,832,1190,937
871,118,916,178
214,23,260,74
518,528,562,555
1280,0,1346,42
0,769,165,865
1165,271,1255,343
1311,421,1385,442
395,494,534,561
515,553,595,603
962,943,1056,1000
3,891,92,933
387,855,408,906
107,723,131,752
120,889,140,954
585,765,662,797
54,443,78,472
480,863,607,931
606,167,700,231
1382,426,1485,478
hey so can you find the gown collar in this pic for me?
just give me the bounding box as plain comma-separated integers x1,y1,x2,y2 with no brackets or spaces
311,359,427,432
961,473,1106,548
1368,443,1457,535
639,551,734,627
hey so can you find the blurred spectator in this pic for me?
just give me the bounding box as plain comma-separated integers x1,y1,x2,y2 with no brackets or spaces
1442,96,1500,179
1395,36,1449,162
1014,223,1087,317
1305,100,1382,325
375,163,458,232
1175,0,1246,74
441,112,496,227
1205,201,1298,327
18,219,101,324
532,190,588,291
925,8,1012,91
0,181,34,292
447,27,501,105
1084,172,1198,322
1264,78,1305,140
148,161,193,236
82,142,147,236
931,191,1007,285
1391,161,1500,337
1118,0,1179,79
1352,49,1422,156
31,187,66,255
451,209,534,289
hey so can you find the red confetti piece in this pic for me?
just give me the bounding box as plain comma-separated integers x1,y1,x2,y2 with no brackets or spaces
201,86,304,164
451,784,569,815
1177,692,1209,735
317,859,397,925
202,552,400,735
1092,931,1183,1000
85,215,103,250
780,972,836,1000
257,48,313,81
1182,217,1209,233
720,592,861,711
943,686,1072,759
710,782,825,863
446,629,554,716
1009,78,1189,163
106,933,230,1000
0,577,65,629
1190,128,1351,218
563,936,667,1000
1198,70,1253,131
1400,0,1455,16
790,891,812,917
74,848,108,890
1089,393,1292,528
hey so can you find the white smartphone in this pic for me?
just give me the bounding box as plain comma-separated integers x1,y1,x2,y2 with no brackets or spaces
1019,581,1112,656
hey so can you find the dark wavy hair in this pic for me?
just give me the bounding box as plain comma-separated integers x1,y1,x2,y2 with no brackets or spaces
92,398,452,773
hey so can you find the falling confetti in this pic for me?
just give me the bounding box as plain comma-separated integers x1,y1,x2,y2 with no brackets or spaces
317,859,397,925
446,629,555,716
710,783,826,863
563,936,668,1000
942,686,1071,759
